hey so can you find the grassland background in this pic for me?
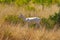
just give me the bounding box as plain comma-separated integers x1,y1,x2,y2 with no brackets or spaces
0,0,60,40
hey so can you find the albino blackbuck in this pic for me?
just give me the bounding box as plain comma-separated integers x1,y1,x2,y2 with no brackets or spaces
18,13,41,28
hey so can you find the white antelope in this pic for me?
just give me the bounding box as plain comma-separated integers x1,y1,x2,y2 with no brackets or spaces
18,14,41,28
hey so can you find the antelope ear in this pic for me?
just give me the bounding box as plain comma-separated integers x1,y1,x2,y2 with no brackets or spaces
20,13,22,15
19,13,23,16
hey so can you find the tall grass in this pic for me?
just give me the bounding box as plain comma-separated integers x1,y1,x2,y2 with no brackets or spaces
0,23,60,40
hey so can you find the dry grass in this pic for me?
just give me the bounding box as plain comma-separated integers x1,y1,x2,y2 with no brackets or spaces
0,4,60,40
0,4,59,18
0,23,60,40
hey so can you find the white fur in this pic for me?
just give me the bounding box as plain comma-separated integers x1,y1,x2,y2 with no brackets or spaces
26,17,40,23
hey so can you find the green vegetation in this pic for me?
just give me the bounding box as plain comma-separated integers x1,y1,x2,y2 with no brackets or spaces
4,15,25,26
25,5,35,11
15,0,30,6
4,15,20,24
0,0,15,4
0,0,60,5
0,0,60,10
41,11,60,29
49,11,60,24
41,18,55,29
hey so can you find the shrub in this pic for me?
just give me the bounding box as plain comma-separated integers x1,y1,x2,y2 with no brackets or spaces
41,18,55,29
4,15,20,24
49,11,60,24
41,18,50,29
32,0,42,4
25,5,35,11
4,15,26,26
0,0,15,4
49,11,60,28
32,0,52,5
18,17,26,26
15,0,30,6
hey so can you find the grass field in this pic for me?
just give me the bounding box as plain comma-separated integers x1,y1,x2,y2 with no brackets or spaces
0,0,60,40
0,24,60,40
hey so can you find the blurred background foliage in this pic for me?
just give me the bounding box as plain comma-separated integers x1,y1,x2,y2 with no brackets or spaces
0,0,60,6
